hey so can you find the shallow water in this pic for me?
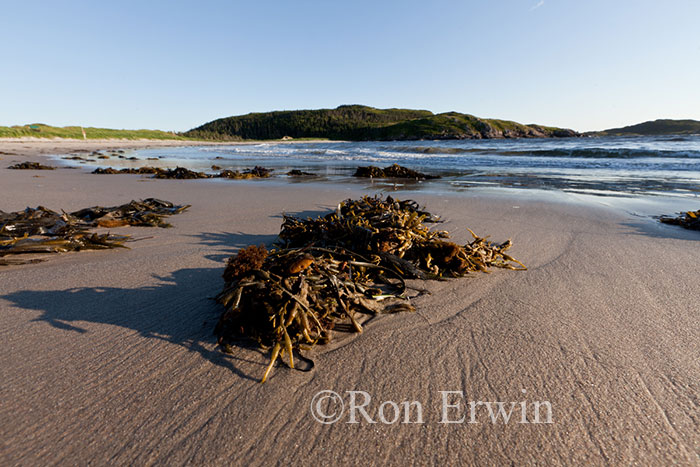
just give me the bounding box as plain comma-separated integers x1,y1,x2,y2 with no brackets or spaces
59,135,700,208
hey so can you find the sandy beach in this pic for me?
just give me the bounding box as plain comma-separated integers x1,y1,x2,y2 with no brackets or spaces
1,140,699,465
0,138,242,161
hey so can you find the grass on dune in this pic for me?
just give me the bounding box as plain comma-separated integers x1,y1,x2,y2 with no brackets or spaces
0,124,189,140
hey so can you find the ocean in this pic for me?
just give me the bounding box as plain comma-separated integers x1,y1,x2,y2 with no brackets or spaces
59,135,700,209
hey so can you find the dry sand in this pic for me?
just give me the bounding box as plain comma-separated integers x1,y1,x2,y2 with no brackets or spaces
0,140,698,465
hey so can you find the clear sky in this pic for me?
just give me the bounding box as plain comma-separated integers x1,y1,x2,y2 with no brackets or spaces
1,0,698,132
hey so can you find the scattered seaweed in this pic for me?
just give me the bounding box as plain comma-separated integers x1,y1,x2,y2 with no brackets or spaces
0,198,189,265
659,209,700,230
8,162,55,170
91,166,273,180
215,195,525,382
92,167,161,175
353,163,440,180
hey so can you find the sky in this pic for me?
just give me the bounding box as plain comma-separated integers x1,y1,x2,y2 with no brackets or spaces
1,0,698,132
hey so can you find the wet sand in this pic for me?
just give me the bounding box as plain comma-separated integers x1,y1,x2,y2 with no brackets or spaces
0,141,698,465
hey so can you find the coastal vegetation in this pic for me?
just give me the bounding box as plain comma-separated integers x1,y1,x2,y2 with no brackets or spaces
0,124,187,140
595,119,700,136
185,105,579,141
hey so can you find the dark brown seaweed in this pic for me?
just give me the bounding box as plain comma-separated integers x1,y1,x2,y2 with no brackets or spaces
215,195,524,382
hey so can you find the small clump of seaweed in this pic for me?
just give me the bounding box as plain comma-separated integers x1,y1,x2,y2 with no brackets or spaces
215,195,525,382
218,166,273,179
659,209,700,231
153,167,212,179
8,162,55,170
71,198,190,228
353,163,440,180
287,169,315,177
0,198,189,266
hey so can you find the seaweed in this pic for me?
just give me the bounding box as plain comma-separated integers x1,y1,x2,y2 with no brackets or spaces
153,167,212,179
353,163,440,180
0,198,189,265
217,167,273,179
287,169,315,176
8,162,55,170
215,195,525,382
659,209,700,230
92,167,160,175
91,166,273,180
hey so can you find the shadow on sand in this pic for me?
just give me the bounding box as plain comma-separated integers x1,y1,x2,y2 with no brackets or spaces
192,207,333,263
620,218,700,241
1,234,288,382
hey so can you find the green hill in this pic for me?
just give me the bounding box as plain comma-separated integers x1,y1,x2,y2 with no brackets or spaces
595,119,700,136
184,105,578,141
0,124,187,140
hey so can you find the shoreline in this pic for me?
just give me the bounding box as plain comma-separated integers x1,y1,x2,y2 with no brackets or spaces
0,137,333,160
2,136,697,221
1,163,699,464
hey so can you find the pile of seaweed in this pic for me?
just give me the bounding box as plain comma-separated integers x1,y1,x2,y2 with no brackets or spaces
659,209,700,230
353,163,440,180
0,198,189,266
92,166,273,179
8,162,55,170
215,195,525,382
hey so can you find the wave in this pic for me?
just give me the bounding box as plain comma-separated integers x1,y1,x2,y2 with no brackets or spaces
491,148,700,159
195,140,700,162
378,146,486,155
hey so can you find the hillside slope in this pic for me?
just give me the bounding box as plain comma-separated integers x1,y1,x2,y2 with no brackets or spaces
595,119,700,136
185,105,578,141
0,124,186,140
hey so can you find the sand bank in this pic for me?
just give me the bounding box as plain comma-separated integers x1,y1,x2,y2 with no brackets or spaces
0,157,698,464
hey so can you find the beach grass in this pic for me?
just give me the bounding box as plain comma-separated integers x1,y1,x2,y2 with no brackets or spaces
0,124,189,140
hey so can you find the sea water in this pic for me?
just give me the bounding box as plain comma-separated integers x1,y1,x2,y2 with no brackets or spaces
61,135,700,212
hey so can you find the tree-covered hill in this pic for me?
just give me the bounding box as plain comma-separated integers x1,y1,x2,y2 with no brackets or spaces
184,105,578,141
594,119,700,136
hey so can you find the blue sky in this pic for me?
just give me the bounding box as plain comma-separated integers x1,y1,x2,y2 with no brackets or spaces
1,0,698,132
